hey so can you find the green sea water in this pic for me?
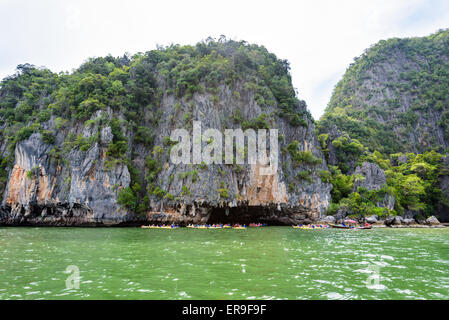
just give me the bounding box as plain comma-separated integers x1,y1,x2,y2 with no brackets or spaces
0,227,448,300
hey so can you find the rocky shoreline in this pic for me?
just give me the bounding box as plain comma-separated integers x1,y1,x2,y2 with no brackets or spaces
317,214,446,228
1,203,446,228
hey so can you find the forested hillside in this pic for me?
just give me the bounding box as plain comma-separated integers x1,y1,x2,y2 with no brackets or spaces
319,29,449,154
317,29,449,222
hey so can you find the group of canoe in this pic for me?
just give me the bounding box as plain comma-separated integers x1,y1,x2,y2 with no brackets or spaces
187,223,267,229
292,223,372,230
292,224,329,230
187,224,233,229
141,223,267,230
141,225,180,229
141,222,372,230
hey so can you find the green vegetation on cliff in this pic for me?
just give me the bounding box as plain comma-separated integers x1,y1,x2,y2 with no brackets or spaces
318,29,449,220
325,145,448,219
318,29,449,154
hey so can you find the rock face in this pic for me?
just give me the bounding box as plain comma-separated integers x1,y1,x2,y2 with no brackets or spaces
352,162,395,210
319,29,449,154
0,41,333,226
120,83,332,225
0,87,331,226
2,131,131,225
319,125,360,174
353,162,386,191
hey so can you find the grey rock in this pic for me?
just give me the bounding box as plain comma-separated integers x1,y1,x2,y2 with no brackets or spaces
353,162,386,191
0,129,130,225
352,162,395,210
365,215,378,224
100,126,113,145
334,208,349,223
384,216,395,226
376,194,395,211
403,210,419,219
426,216,440,225
321,215,336,223
392,216,403,225
402,218,415,225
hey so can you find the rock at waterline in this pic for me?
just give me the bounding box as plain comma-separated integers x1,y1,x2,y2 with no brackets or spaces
426,216,441,226
365,215,378,224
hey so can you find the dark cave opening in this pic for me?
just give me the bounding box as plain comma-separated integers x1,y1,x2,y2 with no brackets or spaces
206,206,287,226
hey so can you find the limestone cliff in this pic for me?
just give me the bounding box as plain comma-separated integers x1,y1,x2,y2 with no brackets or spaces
0,39,331,226
317,29,449,222
318,29,449,155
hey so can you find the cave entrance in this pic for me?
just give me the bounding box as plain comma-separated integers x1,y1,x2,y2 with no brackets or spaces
207,206,285,225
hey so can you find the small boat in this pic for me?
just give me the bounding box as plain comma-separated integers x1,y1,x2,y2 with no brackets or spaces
329,224,353,229
233,227,247,230
356,224,373,230
249,223,266,227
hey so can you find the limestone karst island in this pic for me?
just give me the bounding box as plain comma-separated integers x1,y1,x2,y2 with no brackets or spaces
1,28,448,301
1,32,448,228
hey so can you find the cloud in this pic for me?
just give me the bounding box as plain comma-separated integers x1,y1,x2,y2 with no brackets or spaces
0,0,447,119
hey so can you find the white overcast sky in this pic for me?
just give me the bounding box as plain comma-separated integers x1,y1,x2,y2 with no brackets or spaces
0,0,448,119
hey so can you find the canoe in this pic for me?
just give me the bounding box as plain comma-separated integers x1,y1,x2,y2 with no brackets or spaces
233,227,247,230
329,224,352,229
356,226,372,230
329,224,372,230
